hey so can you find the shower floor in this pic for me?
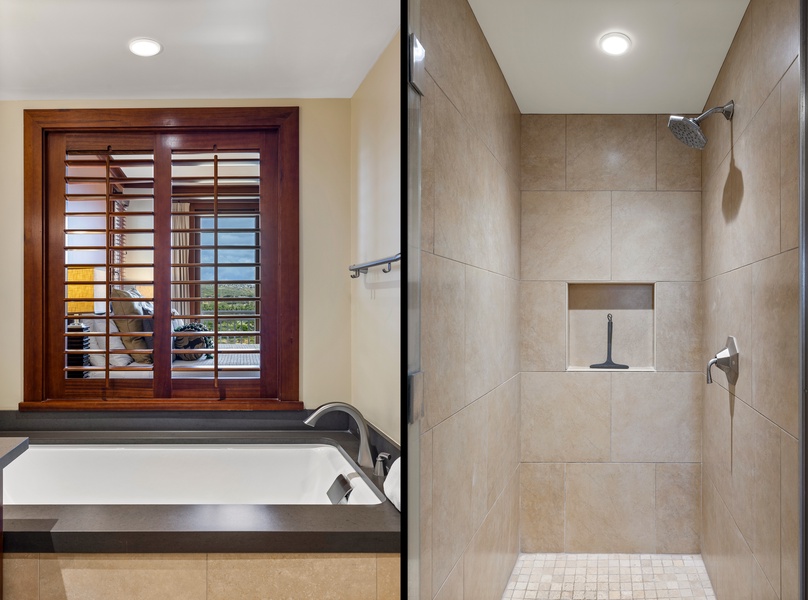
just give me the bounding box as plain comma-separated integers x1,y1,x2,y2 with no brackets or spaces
501,553,715,599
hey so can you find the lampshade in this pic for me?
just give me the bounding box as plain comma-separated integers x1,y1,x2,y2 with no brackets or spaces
66,266,95,314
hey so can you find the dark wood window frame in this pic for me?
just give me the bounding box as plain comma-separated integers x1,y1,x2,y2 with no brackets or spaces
23,107,301,411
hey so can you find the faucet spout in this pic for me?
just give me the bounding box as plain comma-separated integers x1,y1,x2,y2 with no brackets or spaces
304,402,373,469
706,357,718,384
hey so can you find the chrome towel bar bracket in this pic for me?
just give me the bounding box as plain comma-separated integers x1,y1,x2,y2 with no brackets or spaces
349,252,401,278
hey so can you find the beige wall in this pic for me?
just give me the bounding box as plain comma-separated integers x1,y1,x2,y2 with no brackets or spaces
519,113,704,553
418,0,521,597
0,98,351,410
699,0,800,597
4,553,400,600
350,32,401,444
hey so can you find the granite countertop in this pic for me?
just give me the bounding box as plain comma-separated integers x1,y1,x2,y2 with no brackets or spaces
0,431,399,554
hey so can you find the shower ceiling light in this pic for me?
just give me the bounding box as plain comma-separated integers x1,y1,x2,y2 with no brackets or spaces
129,38,162,57
599,32,631,55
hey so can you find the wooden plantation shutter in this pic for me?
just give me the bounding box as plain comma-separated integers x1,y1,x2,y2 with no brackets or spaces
23,108,300,410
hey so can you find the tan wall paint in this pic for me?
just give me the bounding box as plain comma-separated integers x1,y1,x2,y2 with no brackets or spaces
0,98,351,410
350,32,401,444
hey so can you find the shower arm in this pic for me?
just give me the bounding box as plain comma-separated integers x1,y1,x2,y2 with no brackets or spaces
693,101,734,124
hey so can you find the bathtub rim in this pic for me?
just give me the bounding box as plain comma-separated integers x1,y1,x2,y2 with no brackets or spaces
0,430,400,554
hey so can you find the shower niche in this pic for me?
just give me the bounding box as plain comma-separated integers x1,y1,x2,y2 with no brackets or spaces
567,283,655,371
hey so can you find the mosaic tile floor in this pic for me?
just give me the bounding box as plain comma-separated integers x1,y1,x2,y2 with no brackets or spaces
501,554,715,600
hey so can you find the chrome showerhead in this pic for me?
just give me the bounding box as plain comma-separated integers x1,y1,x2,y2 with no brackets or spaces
667,100,734,149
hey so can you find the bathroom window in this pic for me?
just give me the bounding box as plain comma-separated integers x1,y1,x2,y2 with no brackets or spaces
23,108,301,410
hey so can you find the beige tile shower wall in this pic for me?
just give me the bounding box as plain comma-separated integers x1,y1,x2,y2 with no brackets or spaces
3,553,400,600
519,110,703,553
699,0,800,597
419,0,522,597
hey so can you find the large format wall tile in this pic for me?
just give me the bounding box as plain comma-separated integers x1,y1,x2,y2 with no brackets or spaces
612,191,701,281
421,252,466,429
421,72,437,255
656,114,701,191
40,554,207,600
780,58,800,252
565,463,656,552
730,85,782,271
520,463,565,552
521,191,611,281
521,372,611,462
611,372,702,463
781,431,799,600
656,282,703,372
702,153,733,280
751,0,799,107
432,408,475,592
434,558,463,600
656,464,701,553
486,376,521,510
566,115,656,191
752,249,799,437
421,0,520,181
463,472,519,600
703,265,753,404
521,115,565,191
465,267,519,404
520,281,566,371
420,429,433,600
752,411,781,597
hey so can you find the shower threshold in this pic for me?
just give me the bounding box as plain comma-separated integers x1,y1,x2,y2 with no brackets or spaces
501,553,715,599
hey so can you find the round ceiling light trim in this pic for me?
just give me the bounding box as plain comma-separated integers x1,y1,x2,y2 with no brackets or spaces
129,38,163,57
599,32,631,56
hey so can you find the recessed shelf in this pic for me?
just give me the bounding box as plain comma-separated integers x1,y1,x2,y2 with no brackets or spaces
567,283,655,370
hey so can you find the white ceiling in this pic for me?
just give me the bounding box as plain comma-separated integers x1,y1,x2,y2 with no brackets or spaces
0,0,400,100
467,0,750,114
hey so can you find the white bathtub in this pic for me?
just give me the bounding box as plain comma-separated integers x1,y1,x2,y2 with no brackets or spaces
2,443,384,505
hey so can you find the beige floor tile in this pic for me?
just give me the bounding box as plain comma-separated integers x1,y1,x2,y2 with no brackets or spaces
565,463,656,552
40,554,206,600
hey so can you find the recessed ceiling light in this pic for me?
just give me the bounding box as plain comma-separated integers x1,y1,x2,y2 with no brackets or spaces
129,38,162,57
599,32,631,56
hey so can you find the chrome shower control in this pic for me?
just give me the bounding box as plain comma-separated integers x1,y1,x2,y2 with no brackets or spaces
706,336,739,385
